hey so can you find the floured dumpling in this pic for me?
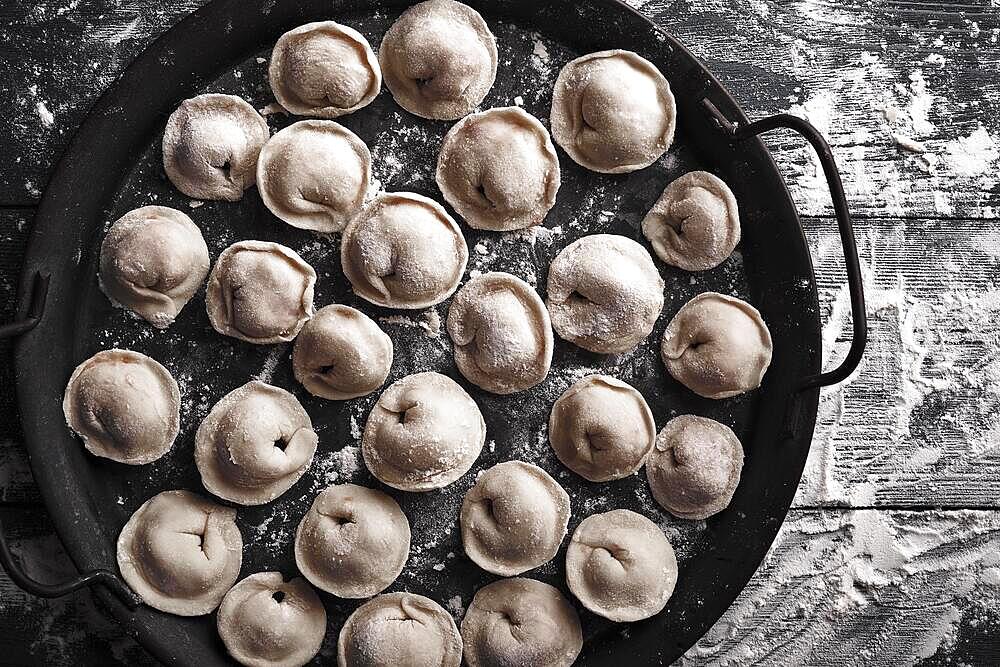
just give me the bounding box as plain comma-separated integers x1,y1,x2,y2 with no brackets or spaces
546,234,664,354
436,107,560,231
162,93,269,201
565,509,677,622
446,272,553,394
548,375,655,482
647,415,744,520
206,240,316,344
257,120,371,232
63,349,179,465
379,0,498,120
462,578,582,667
269,21,381,118
460,461,570,576
362,372,485,491
117,490,242,616
99,206,209,329
292,304,393,400
337,592,462,667
217,572,327,667
294,484,410,597
661,292,773,399
642,171,740,271
195,381,319,505
341,192,468,309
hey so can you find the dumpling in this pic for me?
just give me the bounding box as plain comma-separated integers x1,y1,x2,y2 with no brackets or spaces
641,171,740,271
162,93,269,201
460,461,570,576
546,234,664,354
646,415,744,520
548,375,655,482
294,483,410,597
341,192,468,309
257,120,371,232
292,304,393,400
99,206,210,328
565,509,677,622
461,578,582,667
436,107,560,231
269,21,381,118
337,592,462,667
550,50,675,174
206,240,316,344
217,572,327,667
379,0,498,120
117,490,242,616
63,349,179,465
362,372,485,491
661,292,773,399
446,272,553,394
195,381,319,506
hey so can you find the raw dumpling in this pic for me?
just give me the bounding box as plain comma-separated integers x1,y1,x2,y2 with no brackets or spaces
217,572,327,667
362,372,485,491
548,375,655,482
195,381,319,505
257,120,371,232
646,415,744,520
565,509,677,622
292,304,393,400
99,206,210,328
446,272,553,394
162,93,269,201
461,578,582,667
117,490,242,616
63,349,179,465
641,171,740,271
661,292,773,399
379,0,498,120
341,192,468,309
460,461,570,576
546,234,664,354
294,484,410,597
551,50,675,174
269,21,381,118
436,107,560,231
337,592,462,667
206,240,316,344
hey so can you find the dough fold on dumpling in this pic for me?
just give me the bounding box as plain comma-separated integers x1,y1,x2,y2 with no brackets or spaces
162,93,269,201
661,292,773,399
117,490,243,616
63,349,180,465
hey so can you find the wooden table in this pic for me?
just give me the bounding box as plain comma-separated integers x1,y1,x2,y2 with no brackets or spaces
2,0,999,664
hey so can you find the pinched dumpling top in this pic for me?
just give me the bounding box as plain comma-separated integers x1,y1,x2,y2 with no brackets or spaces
642,171,741,271
446,272,553,395
269,21,381,118
217,572,327,667
99,206,209,329
379,0,497,120
551,50,675,174
63,349,179,465
436,107,560,231
341,192,468,309
206,240,316,344
337,592,462,667
362,372,485,491
257,120,371,232
117,490,243,616
661,292,773,399
162,93,269,201
546,234,664,354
